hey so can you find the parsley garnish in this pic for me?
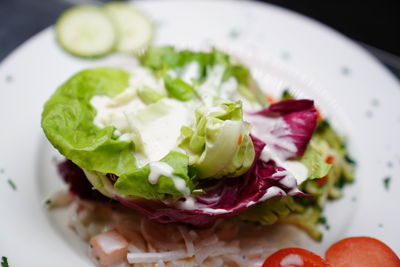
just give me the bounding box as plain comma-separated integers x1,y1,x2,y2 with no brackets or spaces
228,29,240,39
383,176,391,191
5,75,13,83
318,216,327,224
1,256,9,267
7,179,16,191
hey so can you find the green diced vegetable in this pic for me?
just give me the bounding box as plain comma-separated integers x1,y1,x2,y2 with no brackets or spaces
238,196,297,225
279,206,323,241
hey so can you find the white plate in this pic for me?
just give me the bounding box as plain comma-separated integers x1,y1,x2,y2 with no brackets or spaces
1,0,399,265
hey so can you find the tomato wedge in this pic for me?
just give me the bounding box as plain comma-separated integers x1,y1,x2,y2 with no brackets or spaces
263,247,331,267
325,236,400,267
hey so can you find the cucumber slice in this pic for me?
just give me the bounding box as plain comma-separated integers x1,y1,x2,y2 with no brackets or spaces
104,2,153,53
55,5,116,58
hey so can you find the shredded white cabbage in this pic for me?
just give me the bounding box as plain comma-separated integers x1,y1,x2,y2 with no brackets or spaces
60,191,281,266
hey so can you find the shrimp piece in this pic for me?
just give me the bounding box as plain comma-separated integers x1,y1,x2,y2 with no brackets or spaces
90,230,129,267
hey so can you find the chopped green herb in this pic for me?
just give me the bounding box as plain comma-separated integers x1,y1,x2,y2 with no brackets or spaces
341,66,350,76
45,199,52,205
228,29,240,39
5,75,13,83
96,256,100,261
383,176,391,190
387,161,393,168
344,154,356,165
378,223,384,228
351,196,357,202
318,216,327,225
280,89,294,100
7,179,16,191
1,256,9,267
371,98,380,107
281,51,290,60
318,216,331,230
0,168,4,173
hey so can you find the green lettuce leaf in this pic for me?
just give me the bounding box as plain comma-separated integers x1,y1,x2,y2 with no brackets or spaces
164,74,196,101
115,151,195,199
179,100,254,179
42,68,137,175
137,86,164,104
42,68,194,199
141,46,267,107
299,142,332,180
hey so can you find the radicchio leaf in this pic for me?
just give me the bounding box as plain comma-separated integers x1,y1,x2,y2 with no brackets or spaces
57,160,109,201
246,99,317,158
116,136,304,227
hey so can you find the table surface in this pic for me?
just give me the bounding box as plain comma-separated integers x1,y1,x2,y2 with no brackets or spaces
1,0,399,79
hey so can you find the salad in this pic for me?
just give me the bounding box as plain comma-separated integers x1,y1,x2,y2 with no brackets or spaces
42,46,355,266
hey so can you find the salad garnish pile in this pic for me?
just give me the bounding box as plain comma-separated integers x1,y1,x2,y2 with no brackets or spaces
42,46,354,240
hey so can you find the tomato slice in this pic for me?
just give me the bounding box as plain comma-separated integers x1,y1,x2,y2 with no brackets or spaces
263,247,331,267
325,236,400,267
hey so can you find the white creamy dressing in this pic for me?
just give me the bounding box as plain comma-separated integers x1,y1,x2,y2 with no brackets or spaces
91,92,195,167
129,98,194,166
91,94,146,133
91,95,193,166
176,196,229,214
197,64,238,105
259,186,286,202
129,66,165,94
280,254,304,267
148,162,174,184
280,161,308,185
168,62,240,106
180,61,201,85
90,68,197,195
244,113,309,185
148,162,190,195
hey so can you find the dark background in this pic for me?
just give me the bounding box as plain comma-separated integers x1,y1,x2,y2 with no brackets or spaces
260,0,400,56
1,0,399,77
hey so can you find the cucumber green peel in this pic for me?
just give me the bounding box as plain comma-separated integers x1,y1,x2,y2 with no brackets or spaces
55,5,117,58
55,2,153,58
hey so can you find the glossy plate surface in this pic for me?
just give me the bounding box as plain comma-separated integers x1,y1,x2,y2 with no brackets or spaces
0,0,399,265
